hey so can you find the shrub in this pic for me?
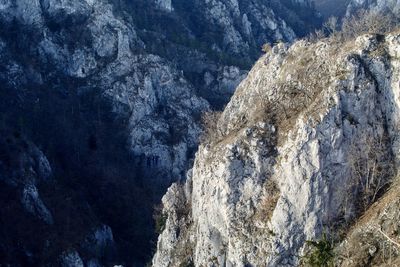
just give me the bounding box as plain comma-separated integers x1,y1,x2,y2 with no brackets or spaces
304,233,334,267
307,29,326,43
340,10,397,40
200,111,222,143
153,204,167,235
179,259,195,267
262,43,272,53
323,16,339,36
348,134,394,212
307,9,398,43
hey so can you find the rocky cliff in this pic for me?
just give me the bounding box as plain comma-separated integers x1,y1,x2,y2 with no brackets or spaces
315,0,400,21
153,32,400,266
0,0,321,265
314,0,350,19
346,0,400,15
122,0,320,106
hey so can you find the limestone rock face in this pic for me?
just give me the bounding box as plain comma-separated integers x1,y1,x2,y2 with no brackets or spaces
0,0,321,265
154,0,173,11
0,131,53,224
315,0,400,19
347,0,400,15
190,0,297,55
127,0,320,106
60,250,85,267
0,129,118,265
154,34,400,266
21,184,54,225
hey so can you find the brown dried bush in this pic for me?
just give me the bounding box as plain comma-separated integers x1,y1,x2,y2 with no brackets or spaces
308,10,398,43
200,110,222,143
348,133,395,212
341,10,397,40
258,179,280,221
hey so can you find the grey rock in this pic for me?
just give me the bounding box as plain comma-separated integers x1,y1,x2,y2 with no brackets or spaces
21,183,53,224
82,224,115,256
87,259,102,267
347,0,400,15
154,33,400,266
154,0,173,11
0,132,54,224
0,0,321,264
60,250,84,267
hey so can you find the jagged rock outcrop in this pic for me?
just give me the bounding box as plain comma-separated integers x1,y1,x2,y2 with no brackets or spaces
0,0,208,264
0,128,118,265
346,0,400,15
313,0,350,19
154,0,173,12
60,250,85,267
153,33,400,266
0,130,53,225
120,0,321,106
0,0,321,265
315,0,400,20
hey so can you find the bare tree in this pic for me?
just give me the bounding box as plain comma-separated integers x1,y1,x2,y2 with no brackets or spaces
200,111,222,143
348,133,394,211
324,16,338,35
307,9,399,43
341,10,398,41
307,29,326,43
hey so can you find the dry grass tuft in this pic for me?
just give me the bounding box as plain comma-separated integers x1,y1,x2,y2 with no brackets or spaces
200,110,222,144
257,179,280,222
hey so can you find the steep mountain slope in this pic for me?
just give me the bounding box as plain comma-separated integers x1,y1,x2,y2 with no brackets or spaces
0,1,208,264
117,0,321,106
315,0,400,21
346,0,400,15
314,0,350,18
0,0,321,265
153,33,400,266
335,180,400,266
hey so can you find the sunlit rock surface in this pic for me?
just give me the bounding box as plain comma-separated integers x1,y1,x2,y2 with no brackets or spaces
0,0,320,265
154,33,400,266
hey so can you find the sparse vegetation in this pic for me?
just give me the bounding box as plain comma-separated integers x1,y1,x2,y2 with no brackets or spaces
262,43,272,53
200,110,222,143
153,204,168,235
348,133,395,212
341,10,397,40
335,182,400,266
179,259,195,267
303,233,335,267
308,9,399,43
323,16,339,36
257,179,280,221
